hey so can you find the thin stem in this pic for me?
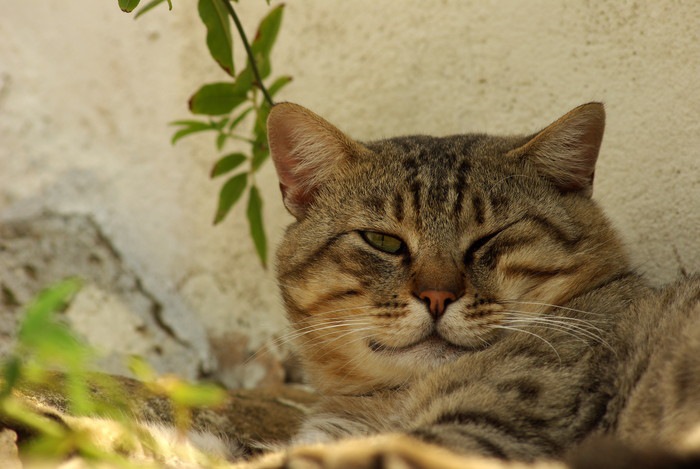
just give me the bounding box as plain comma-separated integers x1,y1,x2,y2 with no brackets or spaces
227,133,256,144
221,0,274,107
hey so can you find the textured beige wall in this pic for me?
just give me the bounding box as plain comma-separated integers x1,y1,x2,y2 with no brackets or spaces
1,1,698,380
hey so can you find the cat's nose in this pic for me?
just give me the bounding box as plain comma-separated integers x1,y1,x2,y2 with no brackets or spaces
418,290,457,319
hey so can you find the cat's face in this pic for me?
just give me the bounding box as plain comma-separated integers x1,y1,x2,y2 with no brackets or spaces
269,103,628,394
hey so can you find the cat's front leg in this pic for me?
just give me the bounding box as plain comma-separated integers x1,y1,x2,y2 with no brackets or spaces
238,434,541,469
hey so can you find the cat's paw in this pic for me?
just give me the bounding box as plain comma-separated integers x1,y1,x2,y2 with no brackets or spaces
239,434,505,469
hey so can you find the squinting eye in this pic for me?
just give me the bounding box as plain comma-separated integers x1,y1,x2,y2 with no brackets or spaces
360,231,405,254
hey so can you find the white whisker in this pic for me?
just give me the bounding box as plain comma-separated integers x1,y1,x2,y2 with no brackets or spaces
503,317,592,347
499,299,604,317
276,321,374,347
490,324,562,364
244,318,374,365
500,309,607,334
500,314,616,355
317,327,378,346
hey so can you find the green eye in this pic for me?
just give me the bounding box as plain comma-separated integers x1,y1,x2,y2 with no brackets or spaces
360,231,404,254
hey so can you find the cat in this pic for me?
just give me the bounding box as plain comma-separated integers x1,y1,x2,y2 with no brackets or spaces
244,101,700,468
8,103,697,469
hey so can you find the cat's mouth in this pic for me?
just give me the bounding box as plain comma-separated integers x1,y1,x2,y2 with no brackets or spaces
368,332,483,356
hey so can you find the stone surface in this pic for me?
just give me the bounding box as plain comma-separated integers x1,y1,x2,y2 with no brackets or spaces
0,212,212,379
0,210,296,386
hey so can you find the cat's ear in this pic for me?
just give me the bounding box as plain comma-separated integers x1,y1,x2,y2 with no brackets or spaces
507,102,605,197
267,102,362,218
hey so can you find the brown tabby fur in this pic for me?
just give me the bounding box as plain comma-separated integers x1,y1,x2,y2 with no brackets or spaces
258,102,700,468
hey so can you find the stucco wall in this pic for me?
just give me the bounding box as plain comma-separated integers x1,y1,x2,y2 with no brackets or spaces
1,1,698,383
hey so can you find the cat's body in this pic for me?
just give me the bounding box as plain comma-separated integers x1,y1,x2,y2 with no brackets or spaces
261,102,700,467
13,103,697,469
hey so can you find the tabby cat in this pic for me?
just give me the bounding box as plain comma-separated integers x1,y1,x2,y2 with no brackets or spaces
250,102,700,468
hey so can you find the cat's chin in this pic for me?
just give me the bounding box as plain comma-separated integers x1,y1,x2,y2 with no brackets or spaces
367,332,488,361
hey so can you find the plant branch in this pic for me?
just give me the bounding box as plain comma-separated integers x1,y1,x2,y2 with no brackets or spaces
221,0,274,107
228,133,256,144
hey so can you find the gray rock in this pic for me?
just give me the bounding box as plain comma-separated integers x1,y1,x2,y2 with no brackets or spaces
0,212,213,379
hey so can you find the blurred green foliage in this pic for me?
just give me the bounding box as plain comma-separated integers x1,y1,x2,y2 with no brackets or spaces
0,280,227,464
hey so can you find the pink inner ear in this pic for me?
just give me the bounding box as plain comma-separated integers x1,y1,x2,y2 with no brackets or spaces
267,105,314,217
268,114,301,192
267,102,359,218
556,106,604,193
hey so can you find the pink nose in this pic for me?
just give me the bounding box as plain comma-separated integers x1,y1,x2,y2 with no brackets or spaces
418,290,457,318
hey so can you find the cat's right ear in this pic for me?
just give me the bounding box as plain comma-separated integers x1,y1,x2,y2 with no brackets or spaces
506,102,605,197
267,103,361,219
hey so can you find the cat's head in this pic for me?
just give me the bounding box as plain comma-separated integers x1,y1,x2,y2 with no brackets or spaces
268,103,629,395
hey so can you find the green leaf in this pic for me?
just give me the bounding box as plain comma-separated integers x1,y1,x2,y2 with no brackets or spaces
134,0,169,18
170,120,217,145
214,118,229,130
216,132,227,151
19,279,82,344
251,136,269,172
168,381,227,408
250,4,285,80
118,0,141,13
189,82,247,116
228,107,254,132
18,279,89,369
170,119,214,127
1,356,21,399
128,355,157,382
232,66,254,96
211,152,247,178
268,75,293,97
66,371,95,415
251,101,271,171
214,173,247,224
246,185,267,267
198,0,235,76
1,398,67,440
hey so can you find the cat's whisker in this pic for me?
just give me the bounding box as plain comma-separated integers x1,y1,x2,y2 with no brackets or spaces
499,309,607,335
507,319,617,357
275,326,373,351
275,320,375,347
474,334,492,348
244,304,379,366
503,310,605,335
489,324,562,364
499,299,604,317
502,317,593,348
317,326,379,345
501,314,616,355
254,318,371,349
243,318,375,365
502,314,600,339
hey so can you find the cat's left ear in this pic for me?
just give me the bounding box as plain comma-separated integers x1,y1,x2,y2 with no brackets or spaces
507,102,605,197
267,102,364,219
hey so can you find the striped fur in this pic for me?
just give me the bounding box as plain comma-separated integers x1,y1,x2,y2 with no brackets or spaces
266,102,700,466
